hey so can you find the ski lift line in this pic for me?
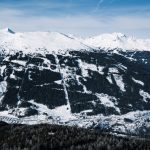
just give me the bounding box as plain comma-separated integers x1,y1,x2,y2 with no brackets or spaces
52,51,71,111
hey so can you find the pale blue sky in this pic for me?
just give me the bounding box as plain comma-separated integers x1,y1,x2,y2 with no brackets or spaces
0,0,150,38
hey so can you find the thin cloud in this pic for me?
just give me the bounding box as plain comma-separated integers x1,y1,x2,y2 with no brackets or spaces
0,0,150,38
93,0,104,12
0,8,150,38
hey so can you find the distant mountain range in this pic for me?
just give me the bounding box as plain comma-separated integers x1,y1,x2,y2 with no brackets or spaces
1,28,150,53
0,28,150,136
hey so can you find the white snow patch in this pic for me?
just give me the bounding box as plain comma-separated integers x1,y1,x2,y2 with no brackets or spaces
14,66,24,72
29,100,76,122
139,90,150,102
107,75,113,84
98,66,105,75
3,57,10,62
78,60,99,77
96,93,120,113
117,64,127,71
10,71,17,80
82,85,91,94
83,62,97,72
80,109,93,114
128,104,132,107
0,95,4,105
0,81,7,95
54,80,62,84
53,105,76,121
109,67,119,74
0,65,6,76
132,78,144,86
11,60,27,66
113,74,125,92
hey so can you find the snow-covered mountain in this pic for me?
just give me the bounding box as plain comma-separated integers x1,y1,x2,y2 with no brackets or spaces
0,28,89,55
0,28,150,136
1,28,150,53
83,32,150,51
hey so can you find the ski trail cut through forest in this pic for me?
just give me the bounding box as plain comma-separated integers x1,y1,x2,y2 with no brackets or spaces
53,52,71,112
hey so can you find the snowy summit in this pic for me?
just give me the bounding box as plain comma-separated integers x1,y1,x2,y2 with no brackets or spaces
83,32,150,51
0,28,88,54
0,28,150,54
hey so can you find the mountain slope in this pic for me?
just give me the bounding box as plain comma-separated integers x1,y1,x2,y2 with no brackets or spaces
0,28,89,55
83,32,150,51
0,29,150,136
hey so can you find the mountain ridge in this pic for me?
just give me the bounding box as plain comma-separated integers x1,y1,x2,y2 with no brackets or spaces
0,28,150,54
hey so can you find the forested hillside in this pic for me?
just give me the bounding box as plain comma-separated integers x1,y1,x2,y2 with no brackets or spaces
0,122,150,150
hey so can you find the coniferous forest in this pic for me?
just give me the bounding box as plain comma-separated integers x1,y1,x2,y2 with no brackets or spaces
0,122,150,150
